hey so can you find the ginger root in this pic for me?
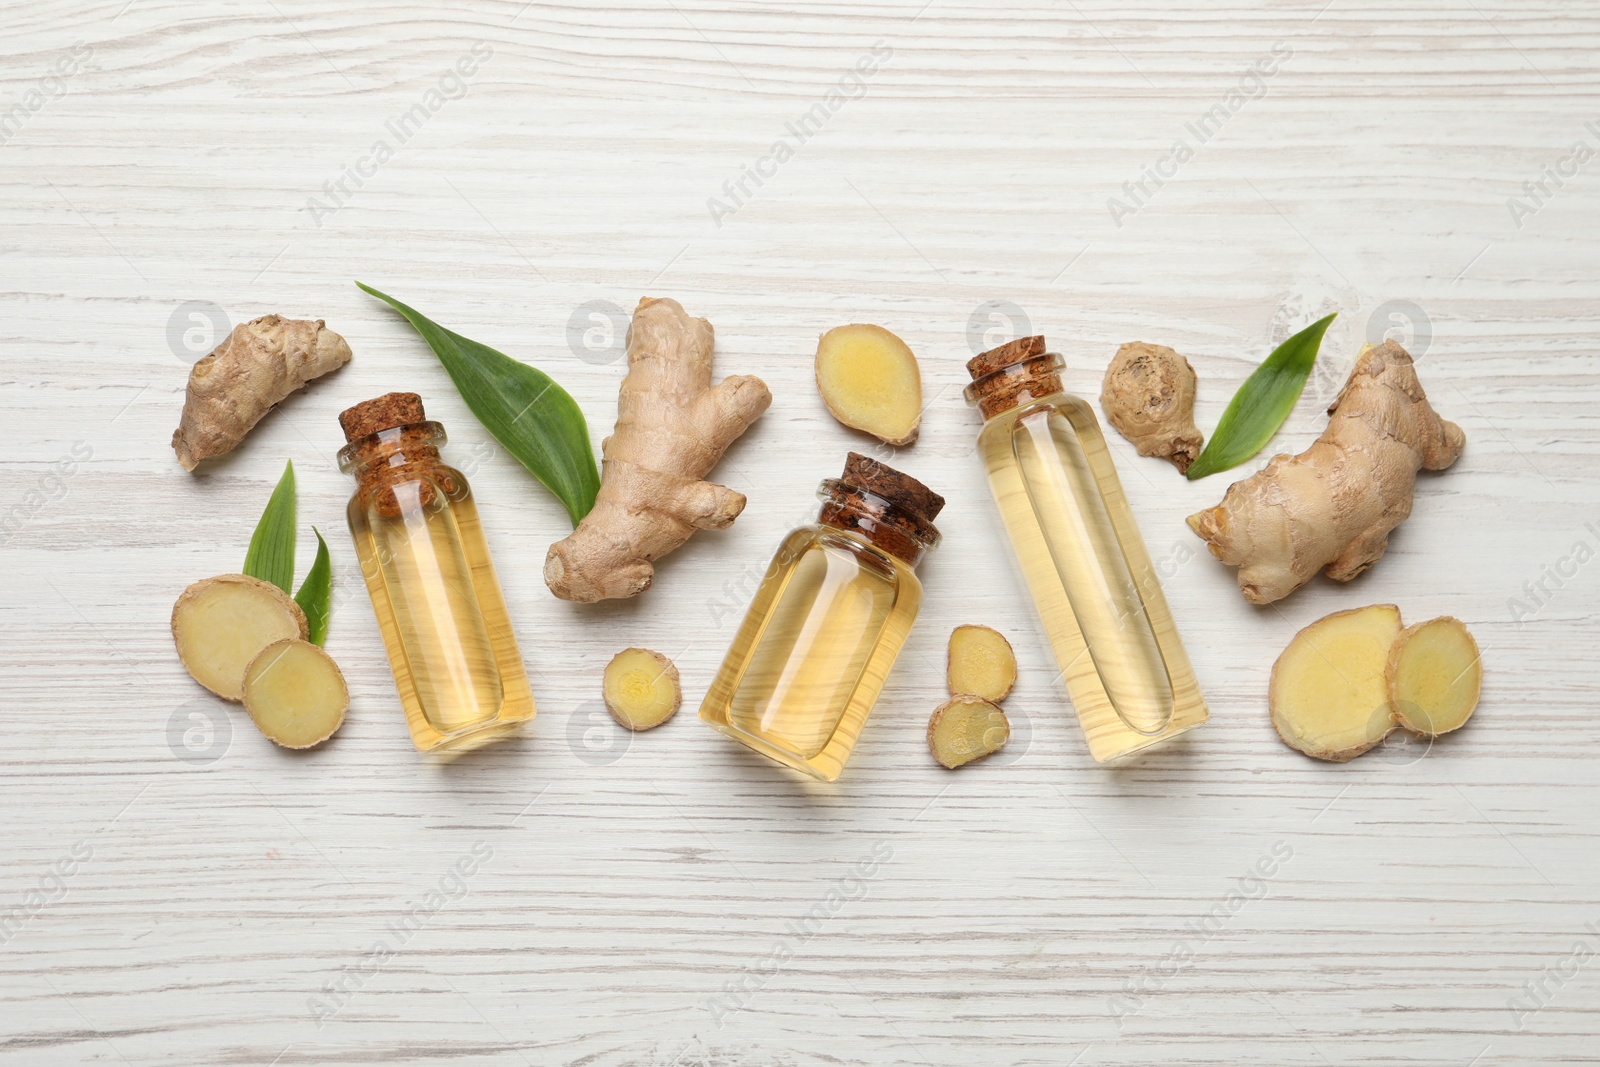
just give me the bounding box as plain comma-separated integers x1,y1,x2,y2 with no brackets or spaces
1388,616,1481,737
946,625,1017,702
927,697,1010,769
602,647,682,731
1188,340,1465,604
1100,342,1203,473
172,574,308,701
544,297,771,602
243,638,349,749
173,315,352,470
814,324,923,446
1269,604,1402,762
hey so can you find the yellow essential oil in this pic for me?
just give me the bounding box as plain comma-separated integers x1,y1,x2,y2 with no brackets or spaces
700,453,943,781
338,393,535,753
966,339,1207,762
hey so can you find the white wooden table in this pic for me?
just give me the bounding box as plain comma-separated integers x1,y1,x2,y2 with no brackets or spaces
3,2,1597,1064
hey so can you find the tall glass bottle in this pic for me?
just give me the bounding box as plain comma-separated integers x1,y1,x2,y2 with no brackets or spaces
700,453,943,781
338,392,535,753
965,337,1207,762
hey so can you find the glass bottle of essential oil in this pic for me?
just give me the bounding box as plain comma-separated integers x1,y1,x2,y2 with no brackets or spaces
700,453,943,781
338,392,535,753
965,337,1208,762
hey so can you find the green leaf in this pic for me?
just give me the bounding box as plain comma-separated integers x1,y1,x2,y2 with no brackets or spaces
356,282,601,526
243,461,296,593
1186,314,1337,480
294,527,332,646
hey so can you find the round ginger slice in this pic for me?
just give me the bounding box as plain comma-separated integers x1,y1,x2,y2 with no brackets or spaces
947,624,1018,702
927,697,1010,769
1269,604,1402,762
1387,616,1481,737
602,648,682,731
815,324,923,446
172,574,309,701
243,639,349,749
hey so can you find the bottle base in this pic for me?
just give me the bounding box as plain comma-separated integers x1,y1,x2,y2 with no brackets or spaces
415,714,533,756
703,717,842,782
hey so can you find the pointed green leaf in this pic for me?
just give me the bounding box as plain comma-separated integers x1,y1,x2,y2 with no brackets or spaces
356,282,601,526
1186,313,1337,480
243,461,296,593
294,527,332,646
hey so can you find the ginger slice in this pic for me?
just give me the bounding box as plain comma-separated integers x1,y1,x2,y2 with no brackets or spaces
243,639,349,749
1387,616,1481,737
602,648,682,731
815,324,923,446
1269,604,1402,762
947,625,1018,702
927,697,1010,769
172,574,308,701
1100,342,1203,473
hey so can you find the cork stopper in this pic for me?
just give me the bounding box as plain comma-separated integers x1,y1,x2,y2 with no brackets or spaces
965,336,1063,419
818,452,943,564
965,335,1046,379
339,392,426,443
840,452,944,529
336,392,450,519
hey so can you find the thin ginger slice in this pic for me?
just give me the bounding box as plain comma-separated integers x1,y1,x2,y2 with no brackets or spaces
927,697,1010,769
1269,604,1402,762
1388,616,1481,737
602,648,681,731
172,574,308,701
947,625,1018,702
243,638,349,749
815,324,923,446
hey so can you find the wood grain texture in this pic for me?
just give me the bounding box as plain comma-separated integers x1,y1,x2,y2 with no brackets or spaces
2,1,1597,1064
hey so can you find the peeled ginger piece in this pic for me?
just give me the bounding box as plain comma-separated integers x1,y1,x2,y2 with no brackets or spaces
243,638,349,749
172,574,308,701
1388,616,1481,737
947,625,1017,702
1269,604,1401,762
603,648,681,731
815,324,923,446
927,696,1010,769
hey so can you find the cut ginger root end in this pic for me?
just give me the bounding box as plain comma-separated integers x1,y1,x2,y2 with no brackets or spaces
928,697,1010,769
1269,604,1402,762
172,315,351,471
172,574,308,701
602,648,682,731
243,638,349,749
1388,616,1481,737
946,625,1018,702
1100,342,1203,474
815,324,923,446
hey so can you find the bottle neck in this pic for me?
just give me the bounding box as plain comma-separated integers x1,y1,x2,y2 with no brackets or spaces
815,479,937,566
338,422,447,481
963,353,1066,420
338,422,455,522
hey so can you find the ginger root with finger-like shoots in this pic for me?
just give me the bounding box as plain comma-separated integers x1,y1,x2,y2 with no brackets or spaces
1187,340,1465,605
544,297,772,602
